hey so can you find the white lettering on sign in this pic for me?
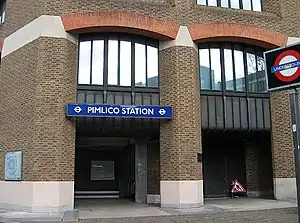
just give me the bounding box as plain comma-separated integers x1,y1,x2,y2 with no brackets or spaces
95,107,101,113
121,107,154,115
88,107,93,113
86,106,155,116
87,107,121,115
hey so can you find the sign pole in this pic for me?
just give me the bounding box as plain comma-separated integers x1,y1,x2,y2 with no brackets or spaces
289,88,300,223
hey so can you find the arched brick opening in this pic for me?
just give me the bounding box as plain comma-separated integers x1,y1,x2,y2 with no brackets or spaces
188,23,288,48
61,11,180,40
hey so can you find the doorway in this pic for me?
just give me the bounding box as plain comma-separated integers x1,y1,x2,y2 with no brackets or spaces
74,141,135,201
203,131,247,198
202,131,273,198
203,145,246,198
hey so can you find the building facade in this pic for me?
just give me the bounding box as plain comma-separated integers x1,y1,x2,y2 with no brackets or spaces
0,0,299,213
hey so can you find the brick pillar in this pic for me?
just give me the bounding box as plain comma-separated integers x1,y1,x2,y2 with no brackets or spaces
159,26,203,208
270,90,296,200
0,28,77,212
269,0,300,200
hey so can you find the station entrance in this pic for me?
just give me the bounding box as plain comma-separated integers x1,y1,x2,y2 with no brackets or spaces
75,140,135,200
74,116,160,204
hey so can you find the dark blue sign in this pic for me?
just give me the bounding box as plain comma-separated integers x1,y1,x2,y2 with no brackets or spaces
66,104,173,119
271,60,300,73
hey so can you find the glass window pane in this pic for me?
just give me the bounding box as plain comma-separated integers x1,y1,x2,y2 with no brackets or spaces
147,46,159,87
1,0,6,23
234,49,245,91
224,48,234,90
108,39,118,85
221,0,229,7
91,40,104,85
242,0,252,10
257,55,266,92
210,48,222,90
78,41,91,84
208,0,217,6
252,0,262,11
197,0,206,5
199,48,211,90
247,51,257,92
120,41,131,86
231,0,240,8
135,43,146,87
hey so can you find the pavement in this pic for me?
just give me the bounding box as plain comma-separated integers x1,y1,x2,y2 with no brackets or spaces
73,208,298,223
0,198,298,222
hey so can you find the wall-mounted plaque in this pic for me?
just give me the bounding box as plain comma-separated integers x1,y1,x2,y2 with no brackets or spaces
4,151,22,181
91,160,115,181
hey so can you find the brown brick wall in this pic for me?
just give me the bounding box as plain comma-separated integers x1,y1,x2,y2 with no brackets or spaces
245,140,274,196
270,91,295,179
1,0,300,40
278,0,300,37
160,46,202,181
268,0,300,182
0,0,45,38
147,142,160,194
0,0,299,190
0,37,77,181
245,143,259,193
0,0,175,39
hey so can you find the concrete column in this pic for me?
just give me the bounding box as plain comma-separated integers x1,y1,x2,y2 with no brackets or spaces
159,26,203,209
135,140,148,204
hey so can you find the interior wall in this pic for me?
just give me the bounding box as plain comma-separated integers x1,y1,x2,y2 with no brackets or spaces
147,141,160,194
245,139,274,197
74,147,123,192
203,140,246,198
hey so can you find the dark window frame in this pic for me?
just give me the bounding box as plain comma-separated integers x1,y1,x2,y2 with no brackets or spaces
77,33,159,91
198,42,268,96
196,0,262,12
0,0,6,24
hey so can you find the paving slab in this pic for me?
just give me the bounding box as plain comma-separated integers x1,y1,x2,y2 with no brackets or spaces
77,199,170,219
0,197,297,222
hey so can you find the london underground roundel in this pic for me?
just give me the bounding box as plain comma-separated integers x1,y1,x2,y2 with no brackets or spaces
272,50,300,82
264,43,300,91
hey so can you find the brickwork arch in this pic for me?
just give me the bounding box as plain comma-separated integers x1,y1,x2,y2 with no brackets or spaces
61,11,180,40
188,23,288,48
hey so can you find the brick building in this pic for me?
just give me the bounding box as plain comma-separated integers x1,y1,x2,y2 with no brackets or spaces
0,0,299,213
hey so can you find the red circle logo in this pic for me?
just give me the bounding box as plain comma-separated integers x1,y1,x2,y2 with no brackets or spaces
273,50,300,82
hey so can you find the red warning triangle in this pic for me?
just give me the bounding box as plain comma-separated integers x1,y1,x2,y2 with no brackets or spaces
231,180,246,193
